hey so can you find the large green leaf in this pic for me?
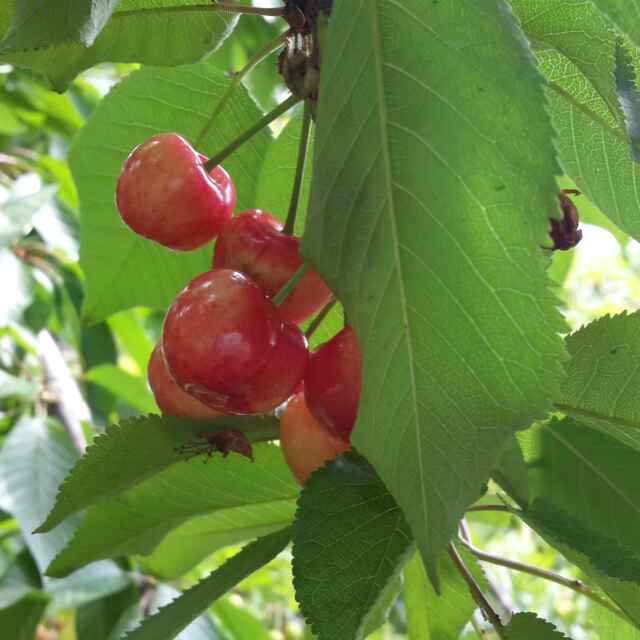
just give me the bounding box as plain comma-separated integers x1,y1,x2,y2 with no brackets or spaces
71,57,271,323
46,442,297,577
123,527,291,640
504,612,570,639
140,503,296,579
0,1,237,90
0,0,118,51
539,47,640,242
558,312,640,448
76,585,139,640
212,599,271,640
302,0,566,581
85,364,157,413
403,549,488,640
292,454,413,640
38,414,280,533
590,1,640,49
511,0,622,122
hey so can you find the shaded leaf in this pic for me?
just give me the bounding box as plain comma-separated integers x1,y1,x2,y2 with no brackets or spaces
302,0,566,581
615,40,640,163
590,1,640,49
493,435,529,507
123,527,291,640
0,369,36,399
293,454,413,640
0,592,49,640
85,364,157,414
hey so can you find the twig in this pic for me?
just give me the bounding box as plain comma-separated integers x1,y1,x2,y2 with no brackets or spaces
449,542,505,637
37,330,91,455
305,299,337,340
460,539,628,622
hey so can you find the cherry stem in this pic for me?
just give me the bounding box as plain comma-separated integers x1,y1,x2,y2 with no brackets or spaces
195,30,289,147
204,94,301,171
305,299,337,340
273,263,310,306
459,538,628,622
283,99,312,235
448,542,505,637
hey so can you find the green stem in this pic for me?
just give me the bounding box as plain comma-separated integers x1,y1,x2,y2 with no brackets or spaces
461,539,628,623
449,543,505,638
283,100,312,235
195,30,289,147
273,263,310,306
305,299,337,340
113,2,284,19
204,94,301,171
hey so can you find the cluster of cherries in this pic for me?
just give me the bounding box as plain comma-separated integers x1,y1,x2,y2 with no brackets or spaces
116,132,362,483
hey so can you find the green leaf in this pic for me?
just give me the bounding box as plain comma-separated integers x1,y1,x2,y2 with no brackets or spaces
76,585,138,640
403,549,487,640
558,312,640,448
140,503,297,579
539,47,640,242
0,187,56,247
0,1,237,90
0,369,36,399
511,0,622,122
0,0,119,51
0,592,50,640
493,435,529,507
71,57,271,323
302,0,566,581
615,40,640,163
590,1,640,49
504,612,570,639
588,605,640,640
0,550,40,609
46,442,296,577
123,527,291,640
293,454,413,640
37,414,280,533
85,364,157,413
0,417,79,572
107,309,154,373
212,599,271,640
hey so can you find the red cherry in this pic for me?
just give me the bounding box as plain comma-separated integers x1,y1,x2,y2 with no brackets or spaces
163,269,281,398
148,344,223,421
226,322,308,414
116,133,235,251
304,326,362,440
214,209,332,324
280,392,351,485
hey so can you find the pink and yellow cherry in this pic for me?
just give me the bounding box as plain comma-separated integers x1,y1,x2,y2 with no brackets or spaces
147,344,223,421
214,209,332,324
116,133,236,251
280,392,351,485
304,326,362,441
162,269,281,399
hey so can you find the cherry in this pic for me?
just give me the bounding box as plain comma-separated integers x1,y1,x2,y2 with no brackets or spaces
225,322,308,414
116,133,236,251
147,344,222,421
279,392,350,485
304,326,362,441
163,269,281,398
214,209,332,324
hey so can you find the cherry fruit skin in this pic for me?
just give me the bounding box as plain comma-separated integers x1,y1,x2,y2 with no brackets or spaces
116,133,235,251
148,344,223,421
214,209,332,324
224,322,308,414
280,392,350,485
163,269,281,399
304,326,362,441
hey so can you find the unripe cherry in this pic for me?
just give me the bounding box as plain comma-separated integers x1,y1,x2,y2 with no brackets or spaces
147,344,222,421
280,392,350,485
